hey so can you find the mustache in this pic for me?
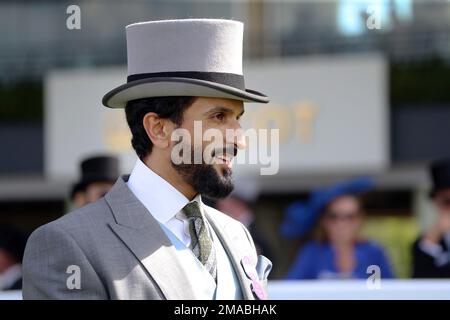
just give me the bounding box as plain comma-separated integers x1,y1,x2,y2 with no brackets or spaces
211,145,238,158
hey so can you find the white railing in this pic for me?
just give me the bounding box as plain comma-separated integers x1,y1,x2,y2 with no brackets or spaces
3,280,450,300
268,280,450,300
0,290,21,300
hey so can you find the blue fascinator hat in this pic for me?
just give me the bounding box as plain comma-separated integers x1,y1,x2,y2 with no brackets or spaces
280,177,375,239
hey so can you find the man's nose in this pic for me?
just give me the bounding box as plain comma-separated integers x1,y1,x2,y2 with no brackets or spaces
236,130,246,150
229,121,246,150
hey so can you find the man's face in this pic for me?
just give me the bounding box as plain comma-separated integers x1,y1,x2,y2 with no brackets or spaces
432,189,450,233
170,97,245,199
0,249,15,273
434,189,450,214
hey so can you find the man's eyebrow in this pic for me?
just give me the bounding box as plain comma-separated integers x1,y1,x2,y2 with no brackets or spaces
205,106,245,117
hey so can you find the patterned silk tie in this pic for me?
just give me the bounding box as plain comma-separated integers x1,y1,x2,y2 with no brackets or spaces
183,201,217,282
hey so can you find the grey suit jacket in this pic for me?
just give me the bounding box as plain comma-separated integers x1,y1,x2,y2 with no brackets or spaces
22,176,272,300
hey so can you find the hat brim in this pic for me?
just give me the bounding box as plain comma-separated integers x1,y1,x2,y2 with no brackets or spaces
102,77,269,108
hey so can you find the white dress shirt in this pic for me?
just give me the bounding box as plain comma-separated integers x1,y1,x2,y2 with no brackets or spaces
127,158,203,247
419,231,450,267
127,159,243,299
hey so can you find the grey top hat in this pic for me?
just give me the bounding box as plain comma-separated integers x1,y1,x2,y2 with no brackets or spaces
102,19,269,108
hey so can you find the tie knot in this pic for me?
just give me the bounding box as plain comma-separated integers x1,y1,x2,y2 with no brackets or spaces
183,201,203,219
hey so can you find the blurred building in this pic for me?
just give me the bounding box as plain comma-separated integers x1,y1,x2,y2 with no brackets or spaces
1,0,450,278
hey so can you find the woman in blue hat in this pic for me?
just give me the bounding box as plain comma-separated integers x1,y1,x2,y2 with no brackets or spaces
281,178,394,280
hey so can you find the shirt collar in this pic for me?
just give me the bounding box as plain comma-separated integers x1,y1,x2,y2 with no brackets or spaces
127,158,202,224
176,193,204,220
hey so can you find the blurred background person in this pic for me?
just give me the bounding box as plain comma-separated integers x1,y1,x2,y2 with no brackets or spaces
215,181,274,263
69,155,120,209
0,225,27,291
412,159,450,278
281,178,394,280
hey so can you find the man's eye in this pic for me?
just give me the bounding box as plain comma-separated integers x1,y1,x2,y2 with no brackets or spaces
214,113,225,121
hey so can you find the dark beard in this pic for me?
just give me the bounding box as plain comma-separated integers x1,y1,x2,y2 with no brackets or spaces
172,162,234,199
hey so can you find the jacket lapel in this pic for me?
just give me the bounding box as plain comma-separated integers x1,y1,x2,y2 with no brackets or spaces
104,176,198,300
205,210,255,300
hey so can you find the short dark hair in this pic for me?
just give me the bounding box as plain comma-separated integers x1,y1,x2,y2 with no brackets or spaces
125,96,196,160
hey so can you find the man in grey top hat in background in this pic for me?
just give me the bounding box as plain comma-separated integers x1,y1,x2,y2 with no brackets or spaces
22,19,272,299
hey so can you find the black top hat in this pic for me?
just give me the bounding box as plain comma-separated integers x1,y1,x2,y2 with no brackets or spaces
70,155,120,199
430,158,450,197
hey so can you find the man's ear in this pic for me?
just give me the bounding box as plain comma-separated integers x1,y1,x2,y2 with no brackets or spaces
142,112,175,149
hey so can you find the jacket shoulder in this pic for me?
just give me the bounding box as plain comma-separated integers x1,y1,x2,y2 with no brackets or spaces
30,197,114,245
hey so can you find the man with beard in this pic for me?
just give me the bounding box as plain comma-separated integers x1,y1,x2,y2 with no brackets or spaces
22,19,272,299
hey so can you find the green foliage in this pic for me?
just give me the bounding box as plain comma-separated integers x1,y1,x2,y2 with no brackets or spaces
361,216,420,278
0,81,43,123
391,58,450,106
